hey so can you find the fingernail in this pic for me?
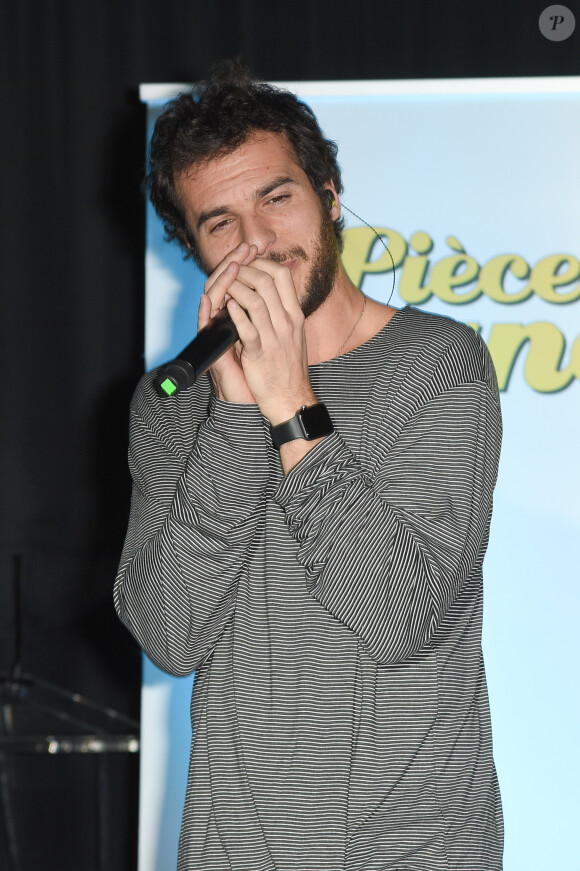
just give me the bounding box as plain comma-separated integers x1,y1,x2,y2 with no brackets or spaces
225,263,235,273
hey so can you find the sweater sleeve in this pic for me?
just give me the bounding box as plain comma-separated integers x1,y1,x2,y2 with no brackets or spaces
273,332,502,665
114,382,269,676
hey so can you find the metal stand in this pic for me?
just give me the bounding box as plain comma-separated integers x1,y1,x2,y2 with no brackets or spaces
0,556,140,871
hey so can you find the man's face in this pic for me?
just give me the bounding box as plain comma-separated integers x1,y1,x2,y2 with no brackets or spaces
175,132,339,318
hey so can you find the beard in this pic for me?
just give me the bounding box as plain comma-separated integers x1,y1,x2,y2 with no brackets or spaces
199,209,340,319
266,209,339,319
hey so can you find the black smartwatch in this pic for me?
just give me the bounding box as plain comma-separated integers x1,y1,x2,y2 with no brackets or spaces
270,403,334,449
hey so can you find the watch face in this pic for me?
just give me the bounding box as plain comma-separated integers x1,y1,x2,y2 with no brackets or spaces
301,403,333,438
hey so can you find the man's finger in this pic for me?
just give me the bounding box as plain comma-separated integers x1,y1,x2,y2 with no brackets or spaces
203,245,259,318
224,276,275,340
245,258,303,318
204,242,257,295
204,261,243,317
197,292,213,333
234,262,303,331
225,296,260,352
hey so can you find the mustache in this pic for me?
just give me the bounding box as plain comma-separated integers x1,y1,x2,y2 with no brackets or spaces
266,246,307,263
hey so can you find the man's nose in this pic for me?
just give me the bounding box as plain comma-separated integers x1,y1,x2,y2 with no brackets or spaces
239,214,276,255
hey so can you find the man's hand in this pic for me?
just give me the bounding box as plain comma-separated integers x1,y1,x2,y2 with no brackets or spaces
198,242,258,404
223,258,318,425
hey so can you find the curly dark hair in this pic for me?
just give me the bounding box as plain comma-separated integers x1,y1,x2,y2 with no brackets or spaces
146,60,344,267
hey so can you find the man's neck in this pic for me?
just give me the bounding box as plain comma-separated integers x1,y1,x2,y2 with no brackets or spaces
304,264,367,365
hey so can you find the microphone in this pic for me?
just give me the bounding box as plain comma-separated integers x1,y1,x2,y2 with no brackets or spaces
154,307,239,397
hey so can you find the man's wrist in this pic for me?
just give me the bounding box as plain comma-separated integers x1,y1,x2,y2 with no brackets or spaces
270,401,334,455
263,390,319,428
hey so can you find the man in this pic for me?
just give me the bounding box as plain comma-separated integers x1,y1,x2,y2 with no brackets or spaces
115,63,503,870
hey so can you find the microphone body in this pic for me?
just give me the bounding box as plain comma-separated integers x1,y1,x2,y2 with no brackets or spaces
154,308,239,397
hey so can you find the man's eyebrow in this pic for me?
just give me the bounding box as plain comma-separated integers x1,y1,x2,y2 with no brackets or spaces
254,176,297,200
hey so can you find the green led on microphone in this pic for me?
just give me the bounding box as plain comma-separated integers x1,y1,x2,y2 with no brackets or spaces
160,377,178,397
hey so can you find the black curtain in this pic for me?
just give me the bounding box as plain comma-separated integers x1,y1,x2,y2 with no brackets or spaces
0,1,577,868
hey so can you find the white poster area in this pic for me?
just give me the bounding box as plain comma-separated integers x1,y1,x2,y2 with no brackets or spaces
139,78,580,871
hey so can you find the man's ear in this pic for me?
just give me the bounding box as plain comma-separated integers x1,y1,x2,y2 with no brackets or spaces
323,185,340,220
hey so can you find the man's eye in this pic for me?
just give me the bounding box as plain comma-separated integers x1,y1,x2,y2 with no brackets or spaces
268,194,289,205
210,219,232,234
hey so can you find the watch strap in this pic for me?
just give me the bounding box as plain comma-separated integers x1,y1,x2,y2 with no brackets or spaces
270,403,334,449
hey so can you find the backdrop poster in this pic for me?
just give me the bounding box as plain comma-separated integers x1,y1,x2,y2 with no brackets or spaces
139,78,580,871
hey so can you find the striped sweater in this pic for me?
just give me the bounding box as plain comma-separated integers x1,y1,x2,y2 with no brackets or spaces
115,305,504,870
